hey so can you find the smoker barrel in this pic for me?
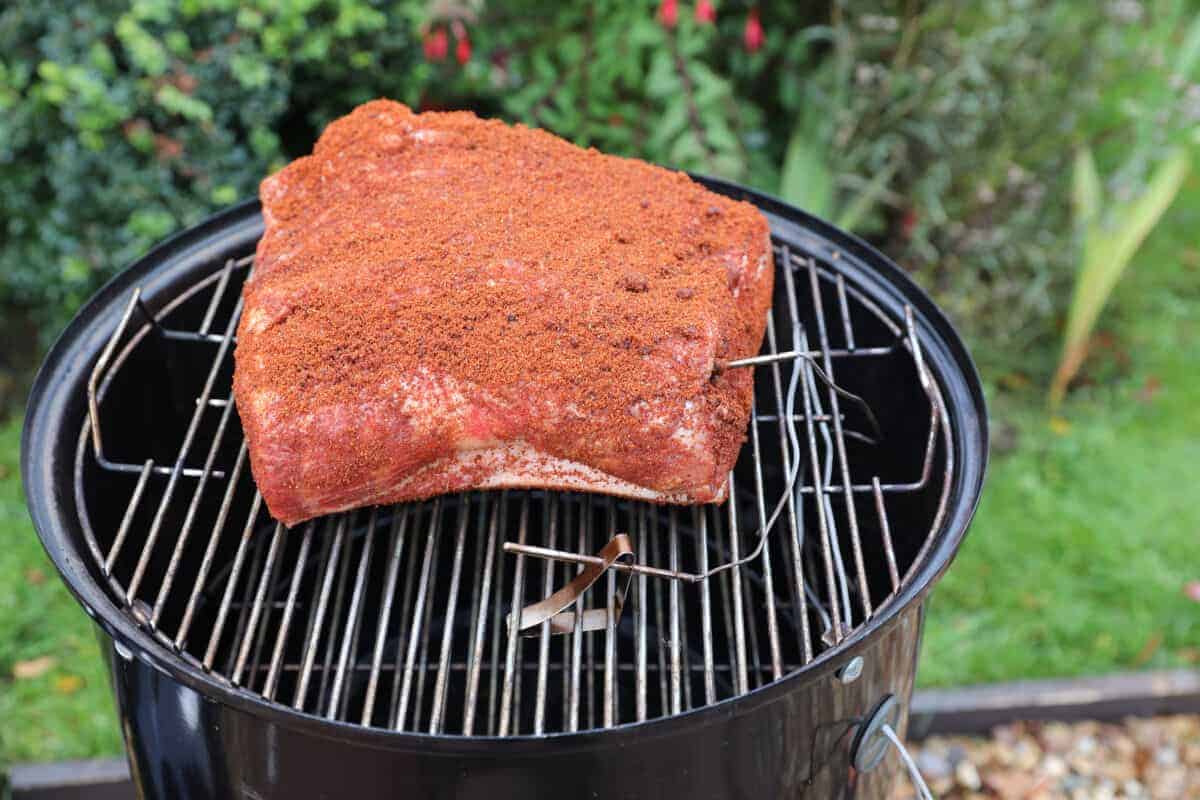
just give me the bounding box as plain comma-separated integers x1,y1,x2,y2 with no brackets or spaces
23,178,987,799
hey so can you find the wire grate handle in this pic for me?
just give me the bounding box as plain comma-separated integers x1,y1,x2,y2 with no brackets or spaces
508,533,635,636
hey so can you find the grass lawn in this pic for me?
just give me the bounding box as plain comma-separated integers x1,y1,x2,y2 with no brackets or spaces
0,422,123,767
0,194,1196,768
921,185,1200,686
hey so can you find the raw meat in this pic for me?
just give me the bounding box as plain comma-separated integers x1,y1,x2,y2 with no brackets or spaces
234,100,773,526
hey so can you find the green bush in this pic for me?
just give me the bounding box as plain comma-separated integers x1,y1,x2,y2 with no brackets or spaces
0,0,1183,373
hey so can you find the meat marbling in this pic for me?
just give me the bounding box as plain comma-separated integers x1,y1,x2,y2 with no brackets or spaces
234,100,773,526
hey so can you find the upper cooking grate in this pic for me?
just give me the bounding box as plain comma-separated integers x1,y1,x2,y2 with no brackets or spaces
75,236,953,736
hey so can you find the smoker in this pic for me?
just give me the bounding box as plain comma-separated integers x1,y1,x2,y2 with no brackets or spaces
23,178,986,799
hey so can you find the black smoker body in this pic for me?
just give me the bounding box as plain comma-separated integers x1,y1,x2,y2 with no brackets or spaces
24,179,987,799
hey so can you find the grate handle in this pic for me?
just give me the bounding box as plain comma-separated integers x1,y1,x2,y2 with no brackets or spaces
508,533,635,636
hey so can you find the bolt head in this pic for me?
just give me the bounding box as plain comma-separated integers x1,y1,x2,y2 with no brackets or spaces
838,656,864,683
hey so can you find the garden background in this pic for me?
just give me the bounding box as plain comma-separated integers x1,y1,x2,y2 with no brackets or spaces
1,0,1198,766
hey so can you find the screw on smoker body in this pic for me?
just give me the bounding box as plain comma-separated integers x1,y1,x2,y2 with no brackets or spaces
837,656,864,684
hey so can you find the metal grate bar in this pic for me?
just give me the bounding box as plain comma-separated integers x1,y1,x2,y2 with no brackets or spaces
805,341,855,632
560,500,574,729
873,478,902,593
221,518,268,676
780,249,846,644
126,297,242,603
201,492,260,669
232,523,284,684
289,520,336,705
103,459,152,580
668,510,683,715
198,259,234,336
764,315,814,664
497,496,528,736
676,523,695,711
562,502,581,732
315,524,354,709
635,505,649,722
583,497,596,730
485,498,509,734
176,442,249,649
361,508,409,726
264,522,314,700
429,498,470,733
411,517,442,730
603,498,619,728
805,258,873,621
291,517,346,709
327,510,377,719
245,527,291,688
239,658,805,678
387,507,424,725
726,476,750,697
696,508,716,704
836,274,855,351
152,390,238,626
733,489,764,692
461,497,498,735
649,520,670,716
712,510,738,698
395,501,439,730
749,411,784,681
533,496,559,735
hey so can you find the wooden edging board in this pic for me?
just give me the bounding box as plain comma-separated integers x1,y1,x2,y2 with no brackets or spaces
907,668,1200,739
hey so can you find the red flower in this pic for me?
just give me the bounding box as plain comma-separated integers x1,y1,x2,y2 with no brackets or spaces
455,30,472,65
659,0,678,28
695,0,716,24
743,7,763,53
423,27,448,62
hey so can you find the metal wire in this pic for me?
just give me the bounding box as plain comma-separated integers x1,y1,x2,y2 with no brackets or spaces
883,724,936,800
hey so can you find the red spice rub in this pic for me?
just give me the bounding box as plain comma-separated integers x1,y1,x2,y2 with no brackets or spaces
234,100,773,526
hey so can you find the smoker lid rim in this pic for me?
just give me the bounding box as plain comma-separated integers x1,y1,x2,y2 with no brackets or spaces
23,180,987,749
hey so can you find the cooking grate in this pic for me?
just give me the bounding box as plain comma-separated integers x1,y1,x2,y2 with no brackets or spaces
76,239,952,736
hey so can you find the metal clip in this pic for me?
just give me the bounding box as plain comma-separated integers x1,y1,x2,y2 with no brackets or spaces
508,533,635,636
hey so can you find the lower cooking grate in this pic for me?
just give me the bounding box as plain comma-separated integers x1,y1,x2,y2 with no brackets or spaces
76,239,952,736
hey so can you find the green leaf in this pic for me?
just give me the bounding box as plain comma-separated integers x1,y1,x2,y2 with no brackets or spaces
236,6,264,30
779,121,833,218
131,0,172,24
1051,148,1190,407
1071,146,1101,225
1099,148,1191,299
36,61,63,82
649,99,688,151
835,160,898,232
155,84,213,123
127,208,176,240
230,54,271,89
249,126,280,159
164,30,191,57
645,50,678,98
88,43,118,77
1173,14,1200,78
211,184,238,205
114,15,169,76
669,130,706,168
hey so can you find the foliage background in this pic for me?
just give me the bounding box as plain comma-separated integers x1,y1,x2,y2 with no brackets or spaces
3,0,1194,376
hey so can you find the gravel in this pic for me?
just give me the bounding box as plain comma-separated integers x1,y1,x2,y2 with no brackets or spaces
889,715,1200,799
